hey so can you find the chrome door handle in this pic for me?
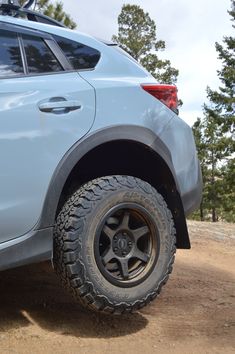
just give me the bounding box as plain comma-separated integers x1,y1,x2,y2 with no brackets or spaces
39,99,81,114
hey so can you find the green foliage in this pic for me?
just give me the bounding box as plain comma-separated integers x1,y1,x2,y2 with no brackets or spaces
192,115,233,222
192,0,235,222
19,0,76,29
112,4,178,84
220,158,235,222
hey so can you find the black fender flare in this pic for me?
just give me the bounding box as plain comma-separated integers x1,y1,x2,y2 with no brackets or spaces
37,125,189,248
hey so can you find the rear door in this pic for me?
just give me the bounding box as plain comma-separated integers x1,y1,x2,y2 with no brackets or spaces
0,23,96,242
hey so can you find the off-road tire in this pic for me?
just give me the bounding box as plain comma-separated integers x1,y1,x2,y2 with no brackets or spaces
53,176,176,314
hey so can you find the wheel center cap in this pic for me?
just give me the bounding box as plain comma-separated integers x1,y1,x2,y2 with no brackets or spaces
117,238,127,250
113,232,133,257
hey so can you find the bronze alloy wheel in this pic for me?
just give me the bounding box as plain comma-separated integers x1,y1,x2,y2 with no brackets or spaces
94,203,159,287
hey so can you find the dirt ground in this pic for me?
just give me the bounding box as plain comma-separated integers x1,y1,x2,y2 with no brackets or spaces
0,220,234,354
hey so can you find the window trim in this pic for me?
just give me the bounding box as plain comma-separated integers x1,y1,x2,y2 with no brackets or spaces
0,22,52,40
18,34,28,75
0,21,98,79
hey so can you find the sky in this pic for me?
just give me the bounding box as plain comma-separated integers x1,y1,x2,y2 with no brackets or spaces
62,0,233,126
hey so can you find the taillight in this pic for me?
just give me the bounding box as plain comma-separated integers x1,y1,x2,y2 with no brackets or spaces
141,84,178,114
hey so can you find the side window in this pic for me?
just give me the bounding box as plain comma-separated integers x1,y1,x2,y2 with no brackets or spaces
54,35,100,70
22,34,62,74
0,31,24,78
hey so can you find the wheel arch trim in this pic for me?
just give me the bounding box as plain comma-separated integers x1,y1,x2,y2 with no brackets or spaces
36,125,190,250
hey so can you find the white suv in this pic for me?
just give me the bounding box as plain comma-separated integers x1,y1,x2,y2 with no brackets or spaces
0,0,202,314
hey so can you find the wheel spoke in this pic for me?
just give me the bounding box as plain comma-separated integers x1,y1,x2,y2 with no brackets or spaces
132,248,150,263
103,225,115,240
132,226,149,241
121,211,130,228
102,248,115,265
119,258,129,279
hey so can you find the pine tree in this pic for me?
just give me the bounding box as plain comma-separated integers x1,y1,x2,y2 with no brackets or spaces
203,115,227,222
19,0,76,29
192,118,207,221
220,157,235,221
204,0,235,222
206,1,235,136
193,0,235,222
112,4,178,84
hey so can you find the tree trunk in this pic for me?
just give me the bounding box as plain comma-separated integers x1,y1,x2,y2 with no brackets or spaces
211,148,217,222
212,207,217,222
200,202,204,221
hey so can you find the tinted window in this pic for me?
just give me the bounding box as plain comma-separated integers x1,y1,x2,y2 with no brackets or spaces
0,31,24,78
54,35,100,70
22,34,62,74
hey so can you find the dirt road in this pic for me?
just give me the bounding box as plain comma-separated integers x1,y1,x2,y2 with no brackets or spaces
0,221,234,354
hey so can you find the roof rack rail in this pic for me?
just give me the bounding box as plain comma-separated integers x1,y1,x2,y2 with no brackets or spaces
24,0,34,9
0,0,66,28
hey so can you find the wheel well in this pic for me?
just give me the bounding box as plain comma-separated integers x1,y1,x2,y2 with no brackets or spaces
57,140,190,249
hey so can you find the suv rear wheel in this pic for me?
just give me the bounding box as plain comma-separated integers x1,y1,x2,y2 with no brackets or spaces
53,176,176,314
